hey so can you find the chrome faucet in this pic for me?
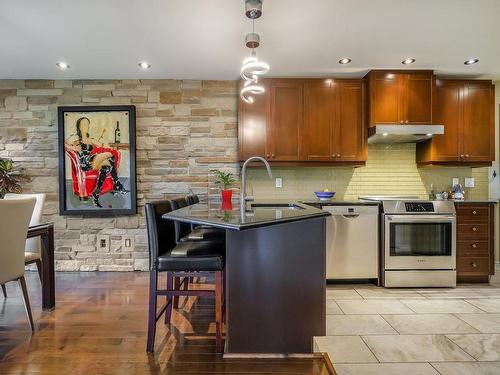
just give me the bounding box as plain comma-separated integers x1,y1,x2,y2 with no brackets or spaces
240,156,273,213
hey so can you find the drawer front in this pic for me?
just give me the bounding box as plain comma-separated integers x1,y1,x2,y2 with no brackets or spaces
457,240,489,257
457,257,489,275
456,205,490,222
457,223,489,240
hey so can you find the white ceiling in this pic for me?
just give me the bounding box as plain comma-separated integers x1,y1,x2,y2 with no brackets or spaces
1,0,500,80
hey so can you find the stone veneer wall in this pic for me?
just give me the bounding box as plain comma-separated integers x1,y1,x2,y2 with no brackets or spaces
0,79,240,271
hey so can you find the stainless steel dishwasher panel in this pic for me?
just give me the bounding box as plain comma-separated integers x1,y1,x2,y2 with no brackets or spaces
323,205,379,279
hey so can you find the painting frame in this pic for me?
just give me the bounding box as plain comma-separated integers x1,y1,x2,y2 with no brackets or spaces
57,105,137,216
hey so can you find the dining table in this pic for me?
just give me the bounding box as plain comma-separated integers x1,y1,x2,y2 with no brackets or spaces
27,223,55,311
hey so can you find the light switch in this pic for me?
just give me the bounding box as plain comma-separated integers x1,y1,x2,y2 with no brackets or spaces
452,178,459,186
275,178,282,188
465,178,475,188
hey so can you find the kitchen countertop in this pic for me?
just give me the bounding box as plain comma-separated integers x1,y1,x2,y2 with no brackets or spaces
300,199,380,206
451,199,498,204
162,202,330,230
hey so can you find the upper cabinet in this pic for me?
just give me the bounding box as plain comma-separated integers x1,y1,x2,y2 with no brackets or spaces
238,78,366,165
367,70,433,126
268,79,303,161
416,79,494,166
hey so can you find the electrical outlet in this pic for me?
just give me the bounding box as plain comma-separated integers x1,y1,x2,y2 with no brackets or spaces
465,178,475,188
96,234,110,252
275,177,282,188
452,178,459,186
122,235,135,249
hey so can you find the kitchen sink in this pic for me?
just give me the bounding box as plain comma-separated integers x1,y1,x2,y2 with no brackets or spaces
250,203,305,210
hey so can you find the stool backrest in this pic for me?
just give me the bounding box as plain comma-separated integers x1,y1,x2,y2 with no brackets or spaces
145,200,177,270
0,198,36,284
171,197,191,240
186,195,200,205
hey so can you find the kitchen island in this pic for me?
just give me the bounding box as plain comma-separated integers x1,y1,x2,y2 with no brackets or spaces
163,202,330,356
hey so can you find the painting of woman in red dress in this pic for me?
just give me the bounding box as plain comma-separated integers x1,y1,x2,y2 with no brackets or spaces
58,106,136,215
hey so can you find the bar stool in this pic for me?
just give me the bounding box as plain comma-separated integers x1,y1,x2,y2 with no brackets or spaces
171,197,225,243
145,200,224,353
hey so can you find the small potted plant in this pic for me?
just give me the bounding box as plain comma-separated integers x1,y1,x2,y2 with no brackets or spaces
210,169,236,205
0,158,29,198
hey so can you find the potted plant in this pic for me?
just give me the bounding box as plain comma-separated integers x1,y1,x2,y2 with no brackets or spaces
0,158,29,198
210,169,236,205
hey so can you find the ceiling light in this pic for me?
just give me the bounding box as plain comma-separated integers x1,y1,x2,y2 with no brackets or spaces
339,58,352,65
56,62,70,69
402,58,416,65
138,62,151,69
382,133,389,137
245,0,262,19
464,58,479,65
426,133,432,137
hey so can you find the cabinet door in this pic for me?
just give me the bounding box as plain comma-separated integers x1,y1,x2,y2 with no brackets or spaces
369,72,400,126
405,73,433,124
430,80,461,161
462,83,494,162
238,79,268,161
302,80,335,161
336,81,366,161
269,80,303,161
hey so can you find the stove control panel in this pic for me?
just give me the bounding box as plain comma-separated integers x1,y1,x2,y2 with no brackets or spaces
405,202,435,212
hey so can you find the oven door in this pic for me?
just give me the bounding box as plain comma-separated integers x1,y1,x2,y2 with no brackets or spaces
384,214,456,270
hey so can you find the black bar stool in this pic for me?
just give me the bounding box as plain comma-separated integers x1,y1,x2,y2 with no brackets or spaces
145,200,224,353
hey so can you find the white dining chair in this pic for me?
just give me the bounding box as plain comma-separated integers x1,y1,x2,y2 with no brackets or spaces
0,197,36,330
3,193,46,285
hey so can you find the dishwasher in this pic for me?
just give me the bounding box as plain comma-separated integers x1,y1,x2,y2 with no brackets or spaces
323,205,379,281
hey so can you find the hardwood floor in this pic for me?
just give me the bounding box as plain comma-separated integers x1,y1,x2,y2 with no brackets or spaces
0,272,333,374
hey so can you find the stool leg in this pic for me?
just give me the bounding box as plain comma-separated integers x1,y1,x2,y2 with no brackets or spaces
215,271,223,353
165,272,173,324
146,269,158,352
1,284,6,298
173,276,180,309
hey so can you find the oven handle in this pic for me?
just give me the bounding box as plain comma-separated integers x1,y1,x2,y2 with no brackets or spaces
385,215,456,222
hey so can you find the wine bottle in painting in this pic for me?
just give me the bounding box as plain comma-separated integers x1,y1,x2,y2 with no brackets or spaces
115,121,121,143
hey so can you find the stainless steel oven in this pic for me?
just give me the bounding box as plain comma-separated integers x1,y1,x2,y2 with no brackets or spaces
377,200,457,287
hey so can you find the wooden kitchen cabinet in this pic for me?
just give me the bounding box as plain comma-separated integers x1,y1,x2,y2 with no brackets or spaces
455,202,495,283
269,79,303,161
416,79,494,166
238,78,366,165
238,79,269,160
367,70,433,127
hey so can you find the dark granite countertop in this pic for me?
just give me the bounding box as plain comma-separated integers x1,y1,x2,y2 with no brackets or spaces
452,199,498,204
162,202,330,231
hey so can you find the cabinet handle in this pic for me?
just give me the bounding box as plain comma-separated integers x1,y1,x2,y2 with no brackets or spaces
266,154,270,158
472,210,477,215
337,154,341,158
472,243,477,248
332,154,336,158
271,154,275,158
472,227,477,232
460,155,464,159
465,154,469,158
470,262,477,268
405,120,409,124
400,120,404,124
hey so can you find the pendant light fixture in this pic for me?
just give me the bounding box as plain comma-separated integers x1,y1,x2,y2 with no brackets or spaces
240,0,269,104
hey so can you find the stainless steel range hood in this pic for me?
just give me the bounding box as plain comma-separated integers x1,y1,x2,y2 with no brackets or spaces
368,125,444,144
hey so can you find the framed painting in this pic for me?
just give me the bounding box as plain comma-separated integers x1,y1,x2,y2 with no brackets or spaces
57,106,136,215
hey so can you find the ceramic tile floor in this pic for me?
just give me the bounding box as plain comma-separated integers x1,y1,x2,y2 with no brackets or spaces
314,279,500,375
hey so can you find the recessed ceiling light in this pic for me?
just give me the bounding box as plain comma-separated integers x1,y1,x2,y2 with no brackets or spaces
402,58,416,65
339,57,352,65
464,58,479,65
138,62,151,69
56,62,70,69
426,133,432,137
382,133,389,137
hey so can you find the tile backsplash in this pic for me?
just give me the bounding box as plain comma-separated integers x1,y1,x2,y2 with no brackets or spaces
246,144,489,201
